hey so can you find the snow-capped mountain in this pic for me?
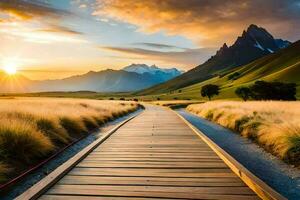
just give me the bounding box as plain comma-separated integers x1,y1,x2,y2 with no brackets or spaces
210,24,291,68
123,64,183,76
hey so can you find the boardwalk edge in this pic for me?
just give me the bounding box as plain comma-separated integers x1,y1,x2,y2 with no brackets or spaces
173,109,287,200
16,112,141,200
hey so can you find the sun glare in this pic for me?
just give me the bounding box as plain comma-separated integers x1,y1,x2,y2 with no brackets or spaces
2,61,18,75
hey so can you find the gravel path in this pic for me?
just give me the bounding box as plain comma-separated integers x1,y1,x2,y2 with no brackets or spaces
2,109,142,200
177,108,300,200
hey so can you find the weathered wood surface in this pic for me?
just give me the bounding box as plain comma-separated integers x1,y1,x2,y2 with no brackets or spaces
35,105,261,200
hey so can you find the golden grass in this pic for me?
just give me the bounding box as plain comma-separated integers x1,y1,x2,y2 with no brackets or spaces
0,97,139,183
187,101,300,166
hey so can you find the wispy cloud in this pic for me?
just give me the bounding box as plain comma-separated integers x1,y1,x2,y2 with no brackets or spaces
101,46,216,68
36,24,83,36
93,0,300,46
133,42,186,50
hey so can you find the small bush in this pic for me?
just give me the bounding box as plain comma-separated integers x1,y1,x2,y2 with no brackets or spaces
234,116,252,132
82,117,99,131
286,135,300,164
0,162,10,182
228,72,240,80
235,87,252,101
36,118,69,144
59,117,87,138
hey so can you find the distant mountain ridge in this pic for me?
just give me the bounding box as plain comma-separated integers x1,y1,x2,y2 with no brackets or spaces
137,24,291,95
123,64,183,75
123,64,183,82
0,64,183,93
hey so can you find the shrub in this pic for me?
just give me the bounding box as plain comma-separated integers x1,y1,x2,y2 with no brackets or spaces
235,87,252,101
82,117,99,131
228,72,240,80
250,81,296,100
201,84,220,100
59,117,87,138
36,118,69,144
0,162,10,182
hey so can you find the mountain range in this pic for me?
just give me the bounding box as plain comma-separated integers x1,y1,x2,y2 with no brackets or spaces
137,24,292,95
0,64,183,93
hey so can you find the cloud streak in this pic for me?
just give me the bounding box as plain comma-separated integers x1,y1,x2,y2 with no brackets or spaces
101,46,216,68
133,42,186,50
94,0,300,46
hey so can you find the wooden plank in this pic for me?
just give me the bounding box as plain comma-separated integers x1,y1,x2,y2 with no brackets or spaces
76,161,228,168
58,175,245,186
86,155,220,159
83,158,223,162
47,184,256,195
69,167,235,178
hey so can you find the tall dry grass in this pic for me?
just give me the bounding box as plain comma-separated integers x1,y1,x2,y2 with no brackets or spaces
0,98,138,183
187,101,300,166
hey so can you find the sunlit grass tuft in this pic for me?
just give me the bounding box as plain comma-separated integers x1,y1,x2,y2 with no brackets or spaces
187,101,300,166
0,98,139,183
0,119,54,163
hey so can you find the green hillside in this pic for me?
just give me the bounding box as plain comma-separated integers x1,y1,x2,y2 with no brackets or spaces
136,25,292,96
139,40,300,100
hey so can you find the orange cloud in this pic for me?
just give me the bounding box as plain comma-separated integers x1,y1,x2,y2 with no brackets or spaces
0,0,70,21
94,0,300,46
0,0,81,41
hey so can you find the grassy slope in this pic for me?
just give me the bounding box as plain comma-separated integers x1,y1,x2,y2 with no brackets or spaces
140,41,300,100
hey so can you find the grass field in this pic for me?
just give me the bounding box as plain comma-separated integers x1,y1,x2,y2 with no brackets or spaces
0,98,139,183
187,101,300,166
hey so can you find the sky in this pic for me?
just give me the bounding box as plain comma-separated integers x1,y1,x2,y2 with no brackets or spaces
0,0,299,80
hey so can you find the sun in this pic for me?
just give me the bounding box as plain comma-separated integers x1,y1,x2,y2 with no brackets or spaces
2,62,18,75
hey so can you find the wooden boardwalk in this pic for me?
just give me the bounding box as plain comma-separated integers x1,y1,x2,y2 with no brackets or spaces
29,106,261,199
